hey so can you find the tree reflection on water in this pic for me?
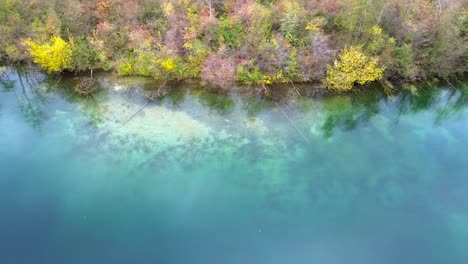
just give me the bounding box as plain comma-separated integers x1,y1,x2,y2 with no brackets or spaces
1,67,467,139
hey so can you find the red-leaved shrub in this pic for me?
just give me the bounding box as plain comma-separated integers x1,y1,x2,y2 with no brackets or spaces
201,55,236,87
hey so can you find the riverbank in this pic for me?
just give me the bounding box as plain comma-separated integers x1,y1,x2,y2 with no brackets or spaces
2,64,466,102
2,0,466,91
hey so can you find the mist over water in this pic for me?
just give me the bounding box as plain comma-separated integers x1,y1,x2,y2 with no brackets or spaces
1,68,468,264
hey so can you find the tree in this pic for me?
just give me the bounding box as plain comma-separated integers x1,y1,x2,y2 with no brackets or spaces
1,0,466,85
69,37,99,72
24,36,72,73
325,46,383,91
203,0,215,18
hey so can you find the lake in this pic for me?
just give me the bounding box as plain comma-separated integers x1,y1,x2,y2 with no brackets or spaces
1,67,467,264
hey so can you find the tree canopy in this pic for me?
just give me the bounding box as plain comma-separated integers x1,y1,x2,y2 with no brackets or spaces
1,0,466,90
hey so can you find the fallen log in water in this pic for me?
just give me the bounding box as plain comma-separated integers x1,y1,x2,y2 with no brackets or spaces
121,102,149,126
75,70,96,96
75,78,96,96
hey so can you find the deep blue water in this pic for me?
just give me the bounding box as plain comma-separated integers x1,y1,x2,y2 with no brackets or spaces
1,67,468,263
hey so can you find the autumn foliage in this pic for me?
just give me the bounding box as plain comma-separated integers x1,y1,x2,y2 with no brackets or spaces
24,37,72,73
202,55,236,87
1,0,466,90
325,46,384,91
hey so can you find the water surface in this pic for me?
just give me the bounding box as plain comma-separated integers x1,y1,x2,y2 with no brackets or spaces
1,68,468,264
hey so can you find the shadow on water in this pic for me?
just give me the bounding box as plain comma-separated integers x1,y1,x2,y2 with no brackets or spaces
0,67,50,129
0,75,15,91
197,91,236,115
56,80,109,126
1,67,467,137
0,67,112,128
161,85,186,107
316,80,468,138
319,91,381,138
433,82,468,124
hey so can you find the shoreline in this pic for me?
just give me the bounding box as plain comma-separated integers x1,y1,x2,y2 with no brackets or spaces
2,64,466,100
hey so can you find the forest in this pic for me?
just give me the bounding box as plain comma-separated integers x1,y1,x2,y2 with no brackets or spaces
1,0,467,90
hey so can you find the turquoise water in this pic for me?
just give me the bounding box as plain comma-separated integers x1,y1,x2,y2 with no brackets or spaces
1,67,468,264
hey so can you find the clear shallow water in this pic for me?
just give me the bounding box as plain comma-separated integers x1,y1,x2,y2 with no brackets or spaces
1,67,468,264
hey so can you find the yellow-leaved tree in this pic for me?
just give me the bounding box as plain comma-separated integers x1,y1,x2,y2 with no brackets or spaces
24,36,72,73
325,46,383,91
